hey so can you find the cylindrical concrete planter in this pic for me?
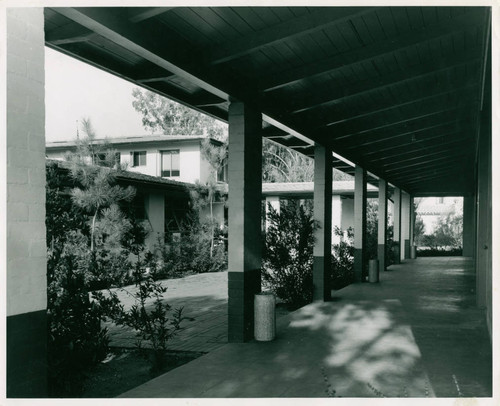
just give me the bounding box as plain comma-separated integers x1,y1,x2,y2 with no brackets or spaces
368,259,379,283
254,292,276,341
410,246,417,259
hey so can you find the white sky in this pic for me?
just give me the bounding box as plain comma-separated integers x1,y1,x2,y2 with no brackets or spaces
44,46,153,142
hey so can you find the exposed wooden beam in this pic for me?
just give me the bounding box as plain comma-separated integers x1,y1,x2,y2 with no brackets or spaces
128,7,174,23
289,54,481,115
53,7,231,101
210,7,375,65
260,8,485,92
46,24,95,44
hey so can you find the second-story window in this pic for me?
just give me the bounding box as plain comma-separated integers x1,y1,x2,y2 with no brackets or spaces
161,150,180,177
132,151,146,167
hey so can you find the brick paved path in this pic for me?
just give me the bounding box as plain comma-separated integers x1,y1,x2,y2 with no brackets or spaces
105,271,229,353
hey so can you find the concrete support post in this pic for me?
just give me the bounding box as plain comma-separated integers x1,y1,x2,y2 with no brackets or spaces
227,101,262,342
393,188,402,264
354,166,367,282
7,8,48,397
377,179,388,272
265,196,280,230
145,192,165,248
313,144,332,301
409,196,415,247
463,195,475,257
475,98,492,319
402,192,411,260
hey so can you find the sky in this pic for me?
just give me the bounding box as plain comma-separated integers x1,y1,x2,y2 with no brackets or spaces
44,46,152,142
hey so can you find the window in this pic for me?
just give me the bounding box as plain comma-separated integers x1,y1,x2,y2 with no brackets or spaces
132,151,146,167
161,150,180,177
217,163,228,183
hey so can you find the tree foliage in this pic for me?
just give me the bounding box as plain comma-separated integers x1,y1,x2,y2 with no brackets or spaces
262,200,316,309
131,88,227,139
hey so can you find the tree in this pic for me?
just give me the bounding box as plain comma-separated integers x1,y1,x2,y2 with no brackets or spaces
65,119,136,252
131,88,227,139
198,138,228,257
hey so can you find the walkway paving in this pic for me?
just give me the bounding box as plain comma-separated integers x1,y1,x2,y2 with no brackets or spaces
118,257,492,398
105,271,229,353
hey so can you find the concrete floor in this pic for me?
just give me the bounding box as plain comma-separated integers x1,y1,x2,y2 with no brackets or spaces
119,257,492,398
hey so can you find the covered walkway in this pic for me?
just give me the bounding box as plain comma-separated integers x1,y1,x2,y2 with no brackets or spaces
120,257,491,398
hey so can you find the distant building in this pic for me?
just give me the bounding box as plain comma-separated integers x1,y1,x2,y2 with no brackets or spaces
415,197,463,235
46,135,227,184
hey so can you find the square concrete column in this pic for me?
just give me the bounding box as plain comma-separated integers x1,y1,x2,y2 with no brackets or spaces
354,166,367,282
377,179,388,272
313,144,332,301
409,196,415,248
401,191,411,260
227,101,262,342
393,187,402,264
463,195,475,257
7,8,47,397
475,98,491,317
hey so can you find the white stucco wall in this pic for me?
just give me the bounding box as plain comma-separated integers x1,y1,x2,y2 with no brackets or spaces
46,139,222,185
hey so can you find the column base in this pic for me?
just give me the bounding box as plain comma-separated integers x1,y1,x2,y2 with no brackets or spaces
228,269,261,342
7,310,47,398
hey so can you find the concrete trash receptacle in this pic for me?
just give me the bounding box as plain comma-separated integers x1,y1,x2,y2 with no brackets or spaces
254,292,276,341
369,259,379,283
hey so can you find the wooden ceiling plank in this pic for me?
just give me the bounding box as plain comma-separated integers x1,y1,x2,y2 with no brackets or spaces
370,136,470,162
384,153,469,174
323,82,477,130
379,144,471,168
210,7,376,66
128,7,174,23
261,8,485,92
358,120,472,154
288,52,480,115
332,104,464,141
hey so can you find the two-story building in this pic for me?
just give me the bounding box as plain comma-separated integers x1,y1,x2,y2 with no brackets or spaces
46,136,227,247
46,135,226,184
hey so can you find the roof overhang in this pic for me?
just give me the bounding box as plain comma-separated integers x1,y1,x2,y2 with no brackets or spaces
44,6,491,197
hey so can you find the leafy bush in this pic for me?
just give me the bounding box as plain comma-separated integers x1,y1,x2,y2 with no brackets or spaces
116,265,186,372
331,227,355,290
152,213,227,278
262,200,316,309
366,199,378,260
47,236,121,397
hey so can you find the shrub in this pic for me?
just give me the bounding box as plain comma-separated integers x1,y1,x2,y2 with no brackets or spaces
116,265,186,372
156,213,227,277
47,236,121,397
262,200,316,309
331,227,355,290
